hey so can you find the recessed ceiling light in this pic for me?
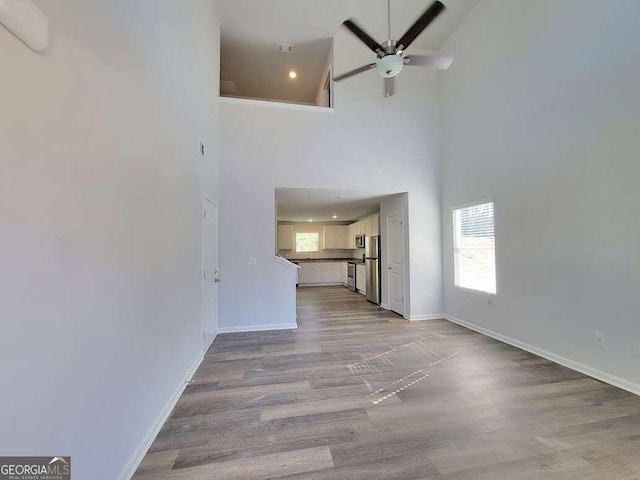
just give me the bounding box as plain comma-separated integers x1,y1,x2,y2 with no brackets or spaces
308,219,312,222
289,71,297,79
336,195,347,199
332,215,338,219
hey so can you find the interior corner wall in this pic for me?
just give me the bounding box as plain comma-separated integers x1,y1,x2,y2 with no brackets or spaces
219,33,444,332
440,0,640,388
0,1,220,478
313,40,333,107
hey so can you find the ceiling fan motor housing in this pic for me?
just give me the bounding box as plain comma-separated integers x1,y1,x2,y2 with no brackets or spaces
376,54,403,78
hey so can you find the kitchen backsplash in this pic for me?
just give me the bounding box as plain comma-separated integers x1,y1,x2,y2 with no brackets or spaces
282,248,364,260
278,249,364,260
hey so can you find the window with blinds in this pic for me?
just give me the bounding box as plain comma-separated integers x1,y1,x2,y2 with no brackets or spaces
453,202,496,294
296,232,320,253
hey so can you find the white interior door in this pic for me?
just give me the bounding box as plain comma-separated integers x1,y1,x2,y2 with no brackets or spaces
387,212,405,315
202,198,219,349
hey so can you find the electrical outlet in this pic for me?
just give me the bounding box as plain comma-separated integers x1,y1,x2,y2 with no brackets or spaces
428,294,435,302
248,257,257,266
595,332,606,348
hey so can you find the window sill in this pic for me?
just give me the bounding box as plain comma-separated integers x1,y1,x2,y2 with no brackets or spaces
454,286,497,296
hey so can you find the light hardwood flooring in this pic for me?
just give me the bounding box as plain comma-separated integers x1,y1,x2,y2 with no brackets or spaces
134,286,640,479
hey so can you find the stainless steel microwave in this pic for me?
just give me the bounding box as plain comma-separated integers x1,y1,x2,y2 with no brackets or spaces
355,234,366,248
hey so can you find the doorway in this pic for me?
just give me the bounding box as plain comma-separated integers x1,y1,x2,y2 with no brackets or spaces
387,212,405,315
202,197,219,350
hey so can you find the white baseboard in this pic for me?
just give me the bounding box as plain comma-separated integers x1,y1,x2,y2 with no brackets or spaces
298,282,343,287
407,314,446,321
380,303,390,310
204,332,217,351
118,352,204,480
218,323,298,334
444,314,640,397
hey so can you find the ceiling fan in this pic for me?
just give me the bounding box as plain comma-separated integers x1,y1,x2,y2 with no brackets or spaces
334,0,454,97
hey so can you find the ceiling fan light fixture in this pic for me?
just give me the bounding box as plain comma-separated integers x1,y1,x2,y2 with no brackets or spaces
376,54,403,78
334,1,450,96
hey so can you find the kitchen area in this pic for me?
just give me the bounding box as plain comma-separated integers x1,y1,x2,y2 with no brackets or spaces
275,187,408,313
277,213,381,304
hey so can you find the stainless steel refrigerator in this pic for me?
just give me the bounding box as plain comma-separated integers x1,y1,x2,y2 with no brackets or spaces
365,236,381,305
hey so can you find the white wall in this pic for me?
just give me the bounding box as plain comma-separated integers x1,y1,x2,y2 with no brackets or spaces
313,43,333,108
219,35,443,331
0,1,219,478
441,0,640,389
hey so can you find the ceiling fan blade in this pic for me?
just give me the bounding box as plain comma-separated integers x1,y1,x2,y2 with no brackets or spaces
397,1,446,51
334,63,376,82
403,54,454,70
384,77,395,97
342,19,384,55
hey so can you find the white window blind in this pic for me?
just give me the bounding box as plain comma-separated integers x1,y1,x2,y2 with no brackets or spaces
453,202,496,294
296,232,319,253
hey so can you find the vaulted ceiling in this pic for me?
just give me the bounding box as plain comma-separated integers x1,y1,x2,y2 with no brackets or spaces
218,0,479,104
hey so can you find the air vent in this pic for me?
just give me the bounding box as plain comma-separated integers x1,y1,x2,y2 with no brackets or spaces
220,81,237,95
277,43,293,53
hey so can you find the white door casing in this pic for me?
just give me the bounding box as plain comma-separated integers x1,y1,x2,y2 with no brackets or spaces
387,212,405,315
202,198,219,346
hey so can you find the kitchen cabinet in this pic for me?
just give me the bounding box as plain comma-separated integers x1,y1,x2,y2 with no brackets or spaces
347,223,356,249
278,225,293,250
298,262,343,285
325,262,342,283
322,225,350,249
365,214,380,237
356,264,366,295
364,218,372,237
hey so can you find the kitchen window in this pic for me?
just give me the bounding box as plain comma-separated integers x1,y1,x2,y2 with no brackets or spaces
296,232,320,253
453,202,496,294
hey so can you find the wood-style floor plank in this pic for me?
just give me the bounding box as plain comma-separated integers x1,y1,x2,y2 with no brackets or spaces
134,286,640,479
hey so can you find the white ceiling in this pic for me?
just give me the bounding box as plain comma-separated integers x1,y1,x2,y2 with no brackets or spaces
276,188,401,223
218,0,479,103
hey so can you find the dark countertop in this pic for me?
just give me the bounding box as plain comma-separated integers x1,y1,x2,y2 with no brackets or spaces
288,258,364,264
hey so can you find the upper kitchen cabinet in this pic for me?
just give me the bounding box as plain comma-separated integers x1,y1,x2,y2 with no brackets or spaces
347,223,356,249
278,224,293,250
365,214,380,237
323,225,350,249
